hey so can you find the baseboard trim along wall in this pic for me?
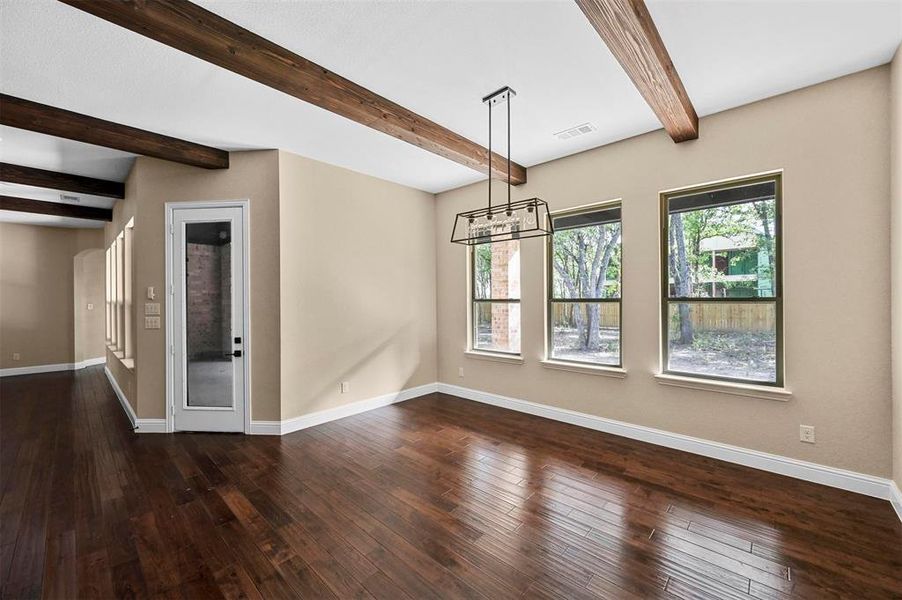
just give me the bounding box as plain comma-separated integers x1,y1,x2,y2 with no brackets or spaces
436,382,901,513
103,366,167,433
890,481,902,523
250,382,439,435
0,356,106,377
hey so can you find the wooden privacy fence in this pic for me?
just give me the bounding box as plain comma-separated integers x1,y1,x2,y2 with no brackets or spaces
685,302,775,332
550,302,775,332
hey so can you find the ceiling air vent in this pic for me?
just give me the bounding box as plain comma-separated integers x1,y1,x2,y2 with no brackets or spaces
554,122,597,140
59,194,80,203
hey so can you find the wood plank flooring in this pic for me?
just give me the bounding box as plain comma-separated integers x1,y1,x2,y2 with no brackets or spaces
1,366,900,599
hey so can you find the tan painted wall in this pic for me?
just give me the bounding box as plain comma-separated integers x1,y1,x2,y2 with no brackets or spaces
73,248,105,363
105,151,282,420
891,45,902,489
0,223,103,368
278,150,437,420
436,66,893,477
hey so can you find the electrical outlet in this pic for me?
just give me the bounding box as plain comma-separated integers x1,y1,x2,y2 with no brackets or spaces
86,303,94,310
800,425,815,444
12,353,20,361
458,367,464,378
340,381,350,394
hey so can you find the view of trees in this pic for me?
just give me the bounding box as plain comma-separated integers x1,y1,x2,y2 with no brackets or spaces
552,220,621,353
668,198,776,345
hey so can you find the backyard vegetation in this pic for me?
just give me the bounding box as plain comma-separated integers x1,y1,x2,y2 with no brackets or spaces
665,178,780,383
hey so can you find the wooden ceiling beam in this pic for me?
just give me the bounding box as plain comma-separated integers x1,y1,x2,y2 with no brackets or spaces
0,195,113,222
0,163,125,199
58,0,527,185
0,94,229,169
575,0,698,142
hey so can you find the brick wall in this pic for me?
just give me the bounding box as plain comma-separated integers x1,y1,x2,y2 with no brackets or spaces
186,243,231,359
491,240,520,350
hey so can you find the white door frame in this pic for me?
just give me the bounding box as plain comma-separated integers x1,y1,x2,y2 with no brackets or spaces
165,199,252,434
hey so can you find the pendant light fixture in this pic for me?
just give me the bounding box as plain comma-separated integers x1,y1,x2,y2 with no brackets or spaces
450,86,552,245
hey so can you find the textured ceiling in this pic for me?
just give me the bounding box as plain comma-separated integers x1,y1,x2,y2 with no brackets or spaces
0,0,900,214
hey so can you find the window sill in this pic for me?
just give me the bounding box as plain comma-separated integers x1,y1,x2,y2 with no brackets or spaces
464,350,524,365
654,373,791,402
119,358,135,371
541,360,626,379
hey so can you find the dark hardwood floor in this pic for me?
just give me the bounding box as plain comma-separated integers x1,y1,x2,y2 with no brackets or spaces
1,367,900,599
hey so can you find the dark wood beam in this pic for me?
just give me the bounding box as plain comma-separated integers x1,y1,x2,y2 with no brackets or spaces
0,195,112,221
0,94,229,170
575,0,698,142
0,163,125,199
58,0,527,185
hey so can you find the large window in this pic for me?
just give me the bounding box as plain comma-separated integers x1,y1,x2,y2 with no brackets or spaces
661,173,782,385
547,203,622,366
106,218,135,361
471,240,520,354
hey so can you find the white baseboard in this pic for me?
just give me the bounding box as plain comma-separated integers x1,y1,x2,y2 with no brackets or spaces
75,356,106,369
1,356,106,377
890,481,902,523
250,382,438,435
105,366,136,428
103,366,167,434
437,383,899,510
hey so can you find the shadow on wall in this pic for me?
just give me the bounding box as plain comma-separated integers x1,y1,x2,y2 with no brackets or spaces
286,319,423,418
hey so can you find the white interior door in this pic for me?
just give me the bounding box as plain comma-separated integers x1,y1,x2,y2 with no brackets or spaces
171,206,246,432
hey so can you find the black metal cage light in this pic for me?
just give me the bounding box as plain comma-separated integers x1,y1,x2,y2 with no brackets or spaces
450,87,552,245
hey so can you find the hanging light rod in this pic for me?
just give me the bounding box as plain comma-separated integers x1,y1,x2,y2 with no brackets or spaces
451,86,552,245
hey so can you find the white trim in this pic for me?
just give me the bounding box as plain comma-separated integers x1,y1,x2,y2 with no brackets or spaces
165,199,252,434
464,350,524,364
436,382,897,504
890,481,902,523
540,360,627,378
250,382,438,435
654,373,792,402
75,356,106,369
1,356,107,377
105,365,136,427
134,419,168,434
104,366,168,434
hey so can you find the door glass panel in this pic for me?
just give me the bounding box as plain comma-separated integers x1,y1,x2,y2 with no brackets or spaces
185,221,234,408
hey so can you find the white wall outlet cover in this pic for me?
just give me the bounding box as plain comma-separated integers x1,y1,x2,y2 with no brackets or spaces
144,316,161,329
87,303,94,310
340,382,350,393
458,367,464,377
145,302,161,316
12,353,20,361
800,425,816,444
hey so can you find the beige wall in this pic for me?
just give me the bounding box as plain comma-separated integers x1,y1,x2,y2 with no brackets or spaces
105,151,282,420
436,66,893,477
278,151,437,420
891,45,902,489
0,223,103,369
73,248,105,363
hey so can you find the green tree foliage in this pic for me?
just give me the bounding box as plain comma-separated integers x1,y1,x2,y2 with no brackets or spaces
552,222,621,350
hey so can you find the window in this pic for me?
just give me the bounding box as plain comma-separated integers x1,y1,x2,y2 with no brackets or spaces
107,218,135,361
115,233,124,353
661,173,782,385
123,219,134,359
105,247,112,342
547,203,622,366
470,240,520,354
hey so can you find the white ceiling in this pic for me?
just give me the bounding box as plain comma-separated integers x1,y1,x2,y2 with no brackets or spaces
0,0,900,227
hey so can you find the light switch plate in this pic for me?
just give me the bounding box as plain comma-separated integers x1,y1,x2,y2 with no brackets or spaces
145,316,161,329
86,303,94,310
145,302,161,316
